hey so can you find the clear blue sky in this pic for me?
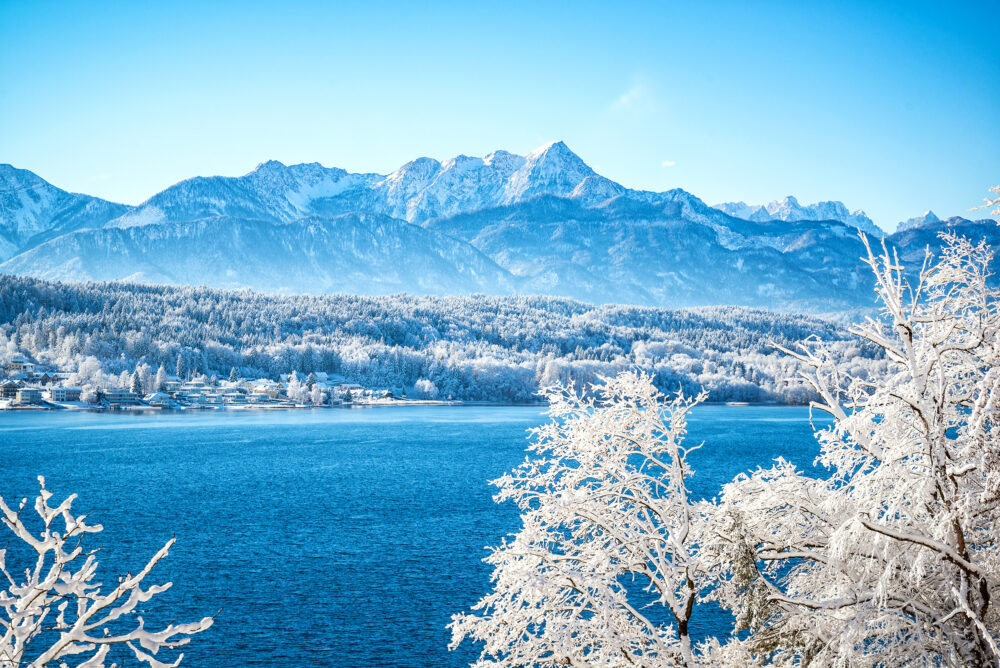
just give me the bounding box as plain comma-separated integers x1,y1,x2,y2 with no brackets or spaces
1,1,997,230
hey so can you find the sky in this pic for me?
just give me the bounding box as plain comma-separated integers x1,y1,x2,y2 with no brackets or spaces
1,1,998,230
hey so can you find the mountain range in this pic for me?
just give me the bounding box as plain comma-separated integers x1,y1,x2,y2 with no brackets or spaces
0,143,996,312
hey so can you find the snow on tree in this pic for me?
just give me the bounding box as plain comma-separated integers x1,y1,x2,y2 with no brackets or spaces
414,378,438,399
709,234,1000,665
70,357,104,388
309,385,326,405
0,477,213,667
974,184,1000,217
175,353,186,382
135,363,153,395
450,372,710,667
285,375,309,404
129,371,142,395
228,367,238,383
155,365,168,392
79,384,97,404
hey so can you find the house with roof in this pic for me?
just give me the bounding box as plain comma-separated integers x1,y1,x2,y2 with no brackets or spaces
0,379,22,399
4,357,35,375
144,392,173,407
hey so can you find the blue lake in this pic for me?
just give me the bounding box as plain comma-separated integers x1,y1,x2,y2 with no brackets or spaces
0,405,829,666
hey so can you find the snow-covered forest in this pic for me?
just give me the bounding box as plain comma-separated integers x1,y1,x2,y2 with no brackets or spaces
0,275,885,403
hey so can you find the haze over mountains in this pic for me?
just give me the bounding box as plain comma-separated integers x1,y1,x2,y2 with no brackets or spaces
0,143,996,312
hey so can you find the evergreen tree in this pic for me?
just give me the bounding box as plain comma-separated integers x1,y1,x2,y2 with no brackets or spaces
129,371,142,395
229,367,239,383
175,353,186,381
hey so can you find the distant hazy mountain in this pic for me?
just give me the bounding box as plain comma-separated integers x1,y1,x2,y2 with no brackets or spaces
0,164,129,260
0,213,515,296
890,216,1000,265
3,144,994,312
714,196,882,237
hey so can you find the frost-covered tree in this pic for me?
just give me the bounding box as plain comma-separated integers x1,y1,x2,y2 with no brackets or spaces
974,184,1000,217
286,375,309,404
228,367,238,383
155,365,168,392
710,234,1000,665
70,357,104,388
79,384,97,404
129,371,142,395
414,378,438,399
0,477,212,667
309,385,326,406
450,373,710,667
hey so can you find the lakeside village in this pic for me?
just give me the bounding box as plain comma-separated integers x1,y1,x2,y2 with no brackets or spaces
0,355,445,411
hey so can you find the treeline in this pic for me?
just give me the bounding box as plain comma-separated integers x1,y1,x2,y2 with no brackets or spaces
0,274,884,403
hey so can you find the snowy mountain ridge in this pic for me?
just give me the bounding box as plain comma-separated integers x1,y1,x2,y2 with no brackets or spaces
107,140,625,228
0,164,129,260
2,144,995,312
713,195,883,236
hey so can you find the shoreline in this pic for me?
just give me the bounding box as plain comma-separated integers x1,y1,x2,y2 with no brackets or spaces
0,399,807,414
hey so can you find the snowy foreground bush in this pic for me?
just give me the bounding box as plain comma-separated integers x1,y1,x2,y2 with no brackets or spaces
452,234,1000,667
0,478,212,667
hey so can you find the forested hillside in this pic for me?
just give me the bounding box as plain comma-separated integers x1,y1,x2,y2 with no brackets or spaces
0,274,883,403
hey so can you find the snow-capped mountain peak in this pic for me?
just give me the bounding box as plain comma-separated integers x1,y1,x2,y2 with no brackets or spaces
897,210,941,231
504,141,595,203
769,195,800,210
253,159,287,172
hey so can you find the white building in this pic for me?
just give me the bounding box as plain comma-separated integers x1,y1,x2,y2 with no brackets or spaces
47,387,82,402
16,387,42,404
103,389,140,405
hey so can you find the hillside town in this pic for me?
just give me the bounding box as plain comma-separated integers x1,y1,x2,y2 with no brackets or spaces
0,354,431,411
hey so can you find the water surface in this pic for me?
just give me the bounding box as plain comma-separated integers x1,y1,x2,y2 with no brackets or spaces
0,405,828,666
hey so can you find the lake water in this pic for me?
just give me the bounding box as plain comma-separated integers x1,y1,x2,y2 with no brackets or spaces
0,405,828,666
